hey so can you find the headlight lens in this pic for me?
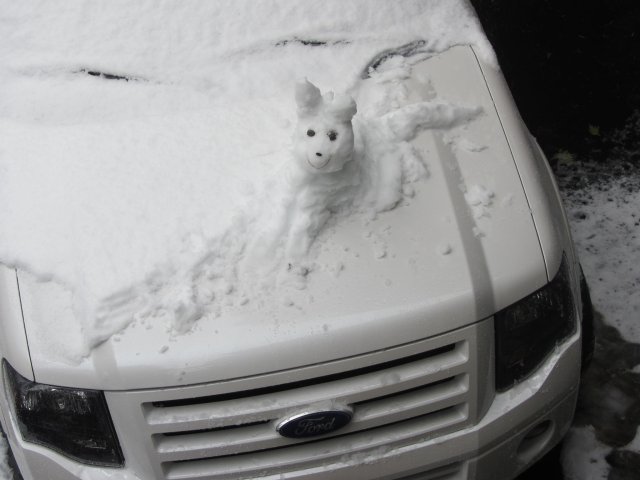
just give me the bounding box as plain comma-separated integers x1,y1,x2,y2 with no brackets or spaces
494,254,577,391
2,361,124,467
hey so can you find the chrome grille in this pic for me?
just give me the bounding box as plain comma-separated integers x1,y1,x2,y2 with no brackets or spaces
106,322,490,480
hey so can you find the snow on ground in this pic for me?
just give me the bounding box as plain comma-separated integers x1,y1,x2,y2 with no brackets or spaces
0,0,492,359
556,157,640,479
0,435,11,480
562,427,610,480
561,168,640,342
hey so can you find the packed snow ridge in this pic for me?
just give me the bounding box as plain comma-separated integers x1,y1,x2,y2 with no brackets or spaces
0,0,492,359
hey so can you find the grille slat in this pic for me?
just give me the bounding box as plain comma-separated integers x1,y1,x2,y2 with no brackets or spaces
162,406,467,480
145,343,468,434
152,344,456,408
352,375,468,426
154,374,469,462
148,340,469,465
156,423,279,461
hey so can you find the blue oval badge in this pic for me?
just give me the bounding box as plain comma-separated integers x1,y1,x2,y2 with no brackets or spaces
276,407,353,439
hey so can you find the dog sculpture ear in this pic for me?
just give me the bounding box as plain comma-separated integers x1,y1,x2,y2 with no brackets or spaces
295,79,322,117
325,93,357,123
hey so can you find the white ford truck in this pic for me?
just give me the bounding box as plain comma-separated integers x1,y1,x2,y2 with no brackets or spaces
0,4,591,480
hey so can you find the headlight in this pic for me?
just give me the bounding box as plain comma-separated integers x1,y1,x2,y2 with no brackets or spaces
494,254,577,391
2,361,124,467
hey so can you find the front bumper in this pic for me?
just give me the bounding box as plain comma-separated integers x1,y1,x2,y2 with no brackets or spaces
0,322,580,480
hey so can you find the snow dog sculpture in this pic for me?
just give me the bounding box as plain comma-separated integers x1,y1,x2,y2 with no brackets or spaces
294,79,357,173
273,80,359,263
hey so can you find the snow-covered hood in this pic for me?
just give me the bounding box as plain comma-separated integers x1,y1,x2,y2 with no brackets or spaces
15,46,547,390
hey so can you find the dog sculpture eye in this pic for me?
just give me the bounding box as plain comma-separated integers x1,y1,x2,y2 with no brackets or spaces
306,129,315,137
328,131,338,141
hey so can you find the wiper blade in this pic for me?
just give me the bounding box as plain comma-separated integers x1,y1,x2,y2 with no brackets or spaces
362,40,427,78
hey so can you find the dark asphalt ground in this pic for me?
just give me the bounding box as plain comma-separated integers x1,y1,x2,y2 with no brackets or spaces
471,0,640,163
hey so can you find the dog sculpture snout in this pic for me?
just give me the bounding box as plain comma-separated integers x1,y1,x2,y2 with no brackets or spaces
293,79,357,174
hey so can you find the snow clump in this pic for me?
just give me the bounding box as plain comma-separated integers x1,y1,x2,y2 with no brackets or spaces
464,184,495,219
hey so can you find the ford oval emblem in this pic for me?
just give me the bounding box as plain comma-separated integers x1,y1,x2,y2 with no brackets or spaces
276,406,354,439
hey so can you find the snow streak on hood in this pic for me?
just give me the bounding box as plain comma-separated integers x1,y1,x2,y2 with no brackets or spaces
17,47,546,390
